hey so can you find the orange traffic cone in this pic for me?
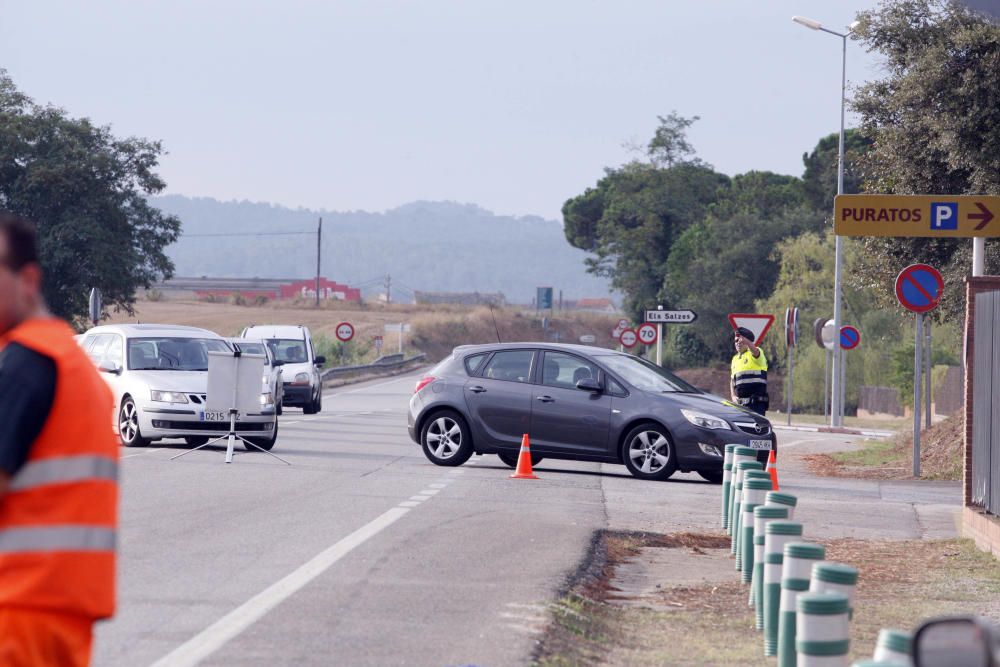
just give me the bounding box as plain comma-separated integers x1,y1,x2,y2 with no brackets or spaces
510,434,539,479
766,449,779,490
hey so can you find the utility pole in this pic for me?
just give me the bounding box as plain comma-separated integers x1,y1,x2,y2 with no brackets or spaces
315,217,322,308
384,274,391,304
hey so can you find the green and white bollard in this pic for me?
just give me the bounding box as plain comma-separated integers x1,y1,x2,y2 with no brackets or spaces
763,520,803,656
810,562,859,620
731,460,763,555
738,470,772,569
722,444,738,530
752,504,789,628
766,491,798,520
740,478,773,581
729,450,759,537
796,591,850,666
778,542,827,667
872,628,912,665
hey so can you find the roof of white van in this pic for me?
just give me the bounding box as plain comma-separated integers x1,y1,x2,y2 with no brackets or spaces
241,325,309,339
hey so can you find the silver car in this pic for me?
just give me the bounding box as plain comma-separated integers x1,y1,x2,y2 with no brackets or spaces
80,324,278,450
227,337,285,416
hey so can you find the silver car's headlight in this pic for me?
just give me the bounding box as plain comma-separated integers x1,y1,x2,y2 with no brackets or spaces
150,390,189,404
681,409,730,430
260,391,274,407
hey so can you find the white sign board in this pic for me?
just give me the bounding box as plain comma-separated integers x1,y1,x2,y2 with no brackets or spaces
206,351,266,418
384,323,411,333
645,309,697,324
579,334,596,344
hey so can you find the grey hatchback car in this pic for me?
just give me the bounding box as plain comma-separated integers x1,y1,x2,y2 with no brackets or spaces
407,343,776,482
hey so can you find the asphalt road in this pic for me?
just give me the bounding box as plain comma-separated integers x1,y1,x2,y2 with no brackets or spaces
95,371,610,667
93,371,959,666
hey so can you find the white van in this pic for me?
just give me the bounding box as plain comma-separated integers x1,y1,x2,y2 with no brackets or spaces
240,325,325,414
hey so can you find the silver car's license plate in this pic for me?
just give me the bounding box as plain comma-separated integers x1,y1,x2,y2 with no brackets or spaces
202,410,236,421
749,439,771,450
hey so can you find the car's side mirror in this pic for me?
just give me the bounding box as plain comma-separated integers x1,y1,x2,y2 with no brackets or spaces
914,616,996,667
314,355,326,365
99,360,122,375
576,378,602,393
272,360,285,367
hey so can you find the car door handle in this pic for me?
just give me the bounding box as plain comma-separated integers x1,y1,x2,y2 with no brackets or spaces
469,386,487,393
536,395,554,403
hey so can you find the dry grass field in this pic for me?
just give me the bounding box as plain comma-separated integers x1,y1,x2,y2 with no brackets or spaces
106,295,621,362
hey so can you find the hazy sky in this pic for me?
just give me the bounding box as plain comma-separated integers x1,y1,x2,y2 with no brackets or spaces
1,1,886,220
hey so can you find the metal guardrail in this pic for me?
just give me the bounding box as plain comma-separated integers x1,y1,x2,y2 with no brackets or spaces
321,353,427,381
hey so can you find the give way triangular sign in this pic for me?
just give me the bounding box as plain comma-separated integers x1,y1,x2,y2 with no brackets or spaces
728,313,776,344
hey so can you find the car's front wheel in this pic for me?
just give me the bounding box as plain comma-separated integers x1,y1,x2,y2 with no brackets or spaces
497,451,543,468
420,411,473,466
118,397,150,448
245,419,279,451
621,423,677,481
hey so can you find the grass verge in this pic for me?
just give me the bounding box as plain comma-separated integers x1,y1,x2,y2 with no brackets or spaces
533,531,1000,666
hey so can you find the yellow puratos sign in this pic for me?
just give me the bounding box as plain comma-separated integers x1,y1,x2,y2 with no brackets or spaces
834,194,999,238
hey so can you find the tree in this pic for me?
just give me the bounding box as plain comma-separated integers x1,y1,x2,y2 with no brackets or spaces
801,130,872,212
851,0,1000,320
0,69,179,327
562,114,728,319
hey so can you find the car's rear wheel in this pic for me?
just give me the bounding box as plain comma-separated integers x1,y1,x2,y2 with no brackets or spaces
621,423,677,481
185,436,210,447
497,451,543,468
698,470,724,484
420,411,473,467
119,397,150,448
245,419,278,451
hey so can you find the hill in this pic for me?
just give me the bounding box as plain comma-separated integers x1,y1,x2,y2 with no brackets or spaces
153,195,613,304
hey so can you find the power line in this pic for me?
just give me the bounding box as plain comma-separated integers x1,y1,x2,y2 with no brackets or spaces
182,230,315,238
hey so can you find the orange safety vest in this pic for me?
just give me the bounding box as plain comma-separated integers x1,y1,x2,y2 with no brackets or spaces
0,318,118,619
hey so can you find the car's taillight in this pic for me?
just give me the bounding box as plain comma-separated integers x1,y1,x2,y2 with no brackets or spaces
414,376,436,393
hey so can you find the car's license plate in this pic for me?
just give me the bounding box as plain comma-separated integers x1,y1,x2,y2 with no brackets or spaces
202,411,236,422
749,439,771,450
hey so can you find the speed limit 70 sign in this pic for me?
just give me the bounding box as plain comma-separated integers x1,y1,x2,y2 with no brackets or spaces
636,323,658,345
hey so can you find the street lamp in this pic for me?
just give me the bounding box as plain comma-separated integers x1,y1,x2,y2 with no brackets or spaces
792,15,857,427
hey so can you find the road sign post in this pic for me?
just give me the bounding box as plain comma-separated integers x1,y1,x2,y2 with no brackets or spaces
89,288,102,327
925,321,932,430
784,307,799,427
894,263,944,477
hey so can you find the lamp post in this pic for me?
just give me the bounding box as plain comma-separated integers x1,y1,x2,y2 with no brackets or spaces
792,15,857,427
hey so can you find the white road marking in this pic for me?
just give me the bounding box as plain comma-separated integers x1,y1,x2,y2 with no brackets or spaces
150,507,410,667
281,411,369,426
409,494,431,501
419,489,441,496
327,375,417,397
398,501,421,508
121,448,164,459
429,483,448,489
778,439,811,449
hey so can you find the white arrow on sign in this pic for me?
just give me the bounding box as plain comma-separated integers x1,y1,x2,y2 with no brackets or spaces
645,310,697,324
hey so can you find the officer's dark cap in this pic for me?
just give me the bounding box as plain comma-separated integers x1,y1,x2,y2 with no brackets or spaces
735,327,755,342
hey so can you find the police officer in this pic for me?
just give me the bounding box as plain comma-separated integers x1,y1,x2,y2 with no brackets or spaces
731,326,769,415
0,212,118,666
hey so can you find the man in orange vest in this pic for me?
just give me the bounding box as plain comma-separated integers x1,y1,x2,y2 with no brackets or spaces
0,212,118,666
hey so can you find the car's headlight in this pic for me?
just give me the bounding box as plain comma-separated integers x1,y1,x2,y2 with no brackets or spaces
260,391,274,407
681,409,730,430
293,372,310,385
150,390,189,404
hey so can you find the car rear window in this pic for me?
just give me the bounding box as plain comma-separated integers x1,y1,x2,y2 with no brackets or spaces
464,353,488,375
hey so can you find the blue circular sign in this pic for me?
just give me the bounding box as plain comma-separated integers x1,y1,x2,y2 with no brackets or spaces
895,264,944,314
839,326,860,350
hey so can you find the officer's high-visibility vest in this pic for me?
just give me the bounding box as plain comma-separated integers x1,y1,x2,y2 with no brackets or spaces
0,318,117,619
731,348,768,400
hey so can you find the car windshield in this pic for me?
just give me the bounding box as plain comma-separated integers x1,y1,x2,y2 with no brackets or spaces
596,355,699,393
127,337,230,371
265,338,308,364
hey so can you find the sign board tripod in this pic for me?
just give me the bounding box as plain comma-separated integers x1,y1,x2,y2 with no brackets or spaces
171,349,290,465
